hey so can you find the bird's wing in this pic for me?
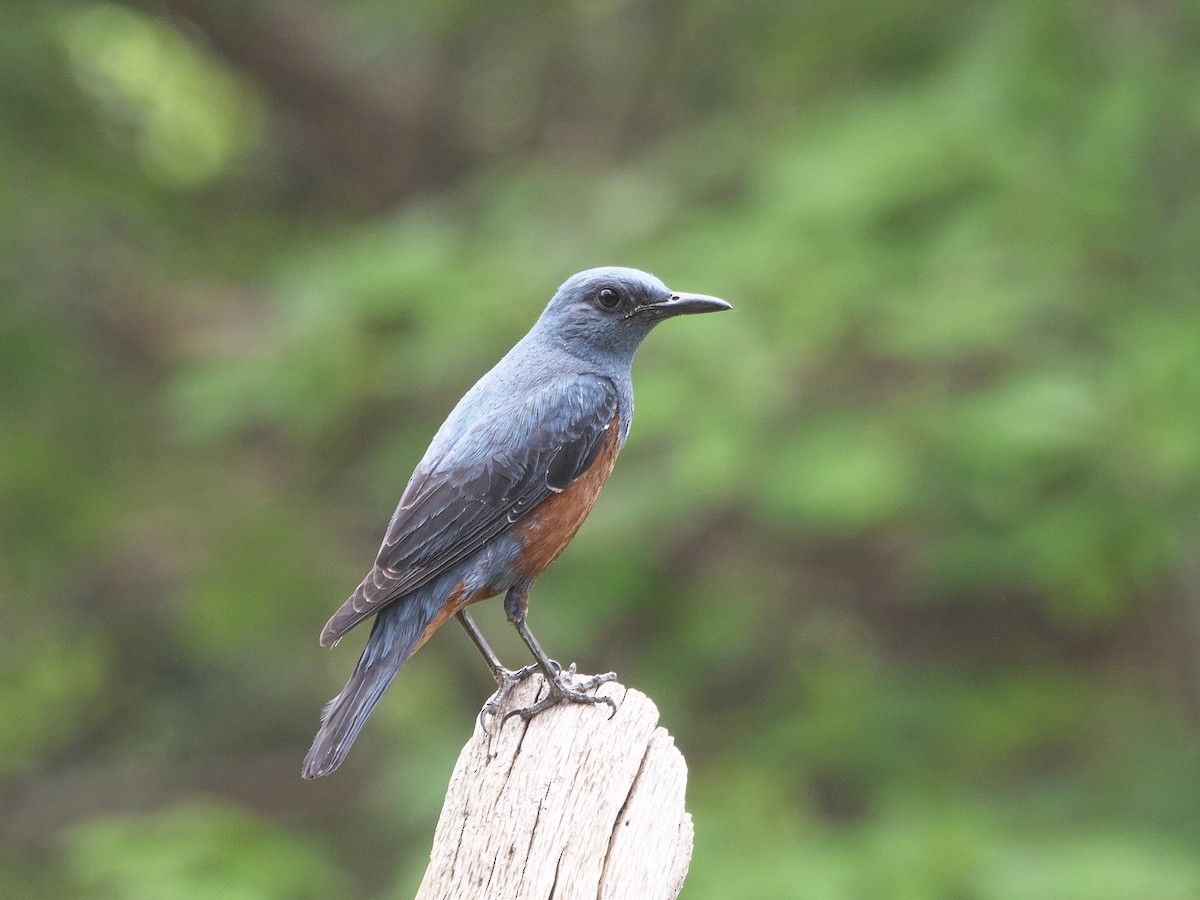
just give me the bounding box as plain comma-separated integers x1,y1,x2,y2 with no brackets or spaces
320,377,619,646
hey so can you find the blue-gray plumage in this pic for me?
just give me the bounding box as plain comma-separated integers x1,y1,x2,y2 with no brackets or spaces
302,266,730,779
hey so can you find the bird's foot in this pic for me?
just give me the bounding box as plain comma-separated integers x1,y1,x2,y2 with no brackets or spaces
501,662,618,725
479,664,541,733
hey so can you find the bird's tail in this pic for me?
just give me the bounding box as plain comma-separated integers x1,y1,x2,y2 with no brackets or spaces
302,601,431,779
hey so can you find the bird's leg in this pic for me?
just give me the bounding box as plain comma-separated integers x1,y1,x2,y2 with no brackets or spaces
456,610,537,733
501,579,618,723
456,609,519,683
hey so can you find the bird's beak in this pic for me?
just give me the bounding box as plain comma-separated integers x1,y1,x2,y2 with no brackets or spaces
640,292,733,319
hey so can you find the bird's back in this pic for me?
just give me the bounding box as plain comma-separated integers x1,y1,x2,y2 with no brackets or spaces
413,333,634,478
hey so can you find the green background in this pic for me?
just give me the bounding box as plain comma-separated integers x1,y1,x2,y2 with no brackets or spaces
4,1,1200,897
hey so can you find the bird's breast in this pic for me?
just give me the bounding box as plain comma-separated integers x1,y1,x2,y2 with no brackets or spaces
512,412,622,576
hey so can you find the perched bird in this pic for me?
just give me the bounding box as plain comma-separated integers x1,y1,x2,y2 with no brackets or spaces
302,267,730,779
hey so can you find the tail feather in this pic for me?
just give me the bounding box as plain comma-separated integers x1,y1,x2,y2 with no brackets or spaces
302,602,430,779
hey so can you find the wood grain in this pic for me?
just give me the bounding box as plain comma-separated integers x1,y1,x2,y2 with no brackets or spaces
417,676,692,899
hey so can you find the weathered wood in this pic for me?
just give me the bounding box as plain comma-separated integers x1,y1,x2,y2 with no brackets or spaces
417,676,692,900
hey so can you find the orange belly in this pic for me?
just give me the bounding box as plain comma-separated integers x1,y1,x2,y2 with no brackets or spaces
413,413,622,650
512,412,622,577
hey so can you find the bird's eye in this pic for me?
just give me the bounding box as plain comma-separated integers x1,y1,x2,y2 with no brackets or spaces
596,287,621,310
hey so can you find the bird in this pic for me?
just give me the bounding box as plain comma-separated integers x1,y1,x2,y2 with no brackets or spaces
302,266,730,779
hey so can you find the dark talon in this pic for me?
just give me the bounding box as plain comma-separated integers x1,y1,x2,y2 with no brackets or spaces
499,665,619,724
478,664,540,734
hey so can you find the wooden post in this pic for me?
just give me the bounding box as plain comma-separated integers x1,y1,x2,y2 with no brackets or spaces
416,676,692,900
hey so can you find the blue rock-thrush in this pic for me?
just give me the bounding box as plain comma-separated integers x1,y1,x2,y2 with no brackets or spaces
303,267,730,778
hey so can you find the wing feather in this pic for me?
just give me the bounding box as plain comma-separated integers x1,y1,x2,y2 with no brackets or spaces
320,377,619,645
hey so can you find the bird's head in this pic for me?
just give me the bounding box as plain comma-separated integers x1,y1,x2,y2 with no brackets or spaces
534,266,731,364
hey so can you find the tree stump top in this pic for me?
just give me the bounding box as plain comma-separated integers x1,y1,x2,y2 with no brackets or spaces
417,676,692,900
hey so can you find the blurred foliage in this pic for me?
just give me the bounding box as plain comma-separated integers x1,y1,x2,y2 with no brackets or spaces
2,0,1200,897
66,802,347,900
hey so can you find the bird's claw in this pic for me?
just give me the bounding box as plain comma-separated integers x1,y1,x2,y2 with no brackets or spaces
478,664,541,734
500,663,618,725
